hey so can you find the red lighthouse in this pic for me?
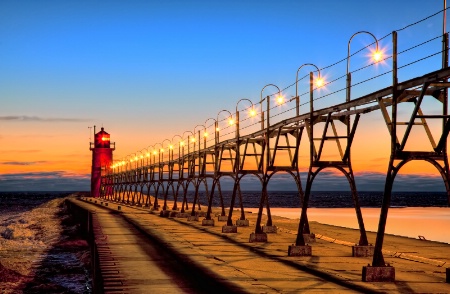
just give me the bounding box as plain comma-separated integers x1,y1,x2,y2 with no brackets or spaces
90,127,115,197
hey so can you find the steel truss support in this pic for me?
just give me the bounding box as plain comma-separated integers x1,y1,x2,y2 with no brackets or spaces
224,135,266,227
364,31,450,282
295,72,368,249
205,177,228,219
253,124,305,235
189,178,210,215
372,79,450,266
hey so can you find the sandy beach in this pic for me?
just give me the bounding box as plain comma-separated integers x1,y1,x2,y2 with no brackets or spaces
247,206,450,244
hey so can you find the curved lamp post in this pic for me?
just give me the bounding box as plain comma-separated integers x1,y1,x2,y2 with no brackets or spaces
153,143,163,168
146,144,157,167
182,130,195,146
138,148,146,169
260,84,282,131
161,139,172,163
145,145,154,166
130,153,138,170
171,134,184,210
118,158,125,173
182,130,195,175
204,118,217,145
172,134,184,160
126,154,133,172
295,64,323,116
216,110,233,143
160,139,172,210
194,124,207,150
235,98,256,138
346,31,382,102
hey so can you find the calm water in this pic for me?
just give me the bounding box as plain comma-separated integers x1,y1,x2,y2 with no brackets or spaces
179,190,448,208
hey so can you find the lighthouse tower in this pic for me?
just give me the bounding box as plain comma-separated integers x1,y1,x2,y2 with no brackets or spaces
90,127,115,197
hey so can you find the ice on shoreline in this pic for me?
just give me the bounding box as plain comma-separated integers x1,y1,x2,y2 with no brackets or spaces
0,196,90,293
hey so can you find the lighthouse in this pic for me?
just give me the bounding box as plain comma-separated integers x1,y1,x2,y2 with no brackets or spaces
90,127,115,197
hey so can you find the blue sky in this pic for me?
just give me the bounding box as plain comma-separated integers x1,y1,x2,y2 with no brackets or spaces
0,0,449,191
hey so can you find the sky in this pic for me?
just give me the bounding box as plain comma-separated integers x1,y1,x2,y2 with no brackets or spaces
0,0,449,192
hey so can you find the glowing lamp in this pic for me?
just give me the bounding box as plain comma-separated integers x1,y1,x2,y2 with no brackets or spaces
228,119,234,125
315,77,324,88
204,132,209,137
169,145,173,149
249,108,256,117
373,50,382,62
276,95,284,104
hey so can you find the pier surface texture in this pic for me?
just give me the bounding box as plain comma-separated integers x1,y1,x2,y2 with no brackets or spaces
70,197,450,293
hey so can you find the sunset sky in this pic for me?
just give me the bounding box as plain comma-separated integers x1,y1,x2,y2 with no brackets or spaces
1,0,449,191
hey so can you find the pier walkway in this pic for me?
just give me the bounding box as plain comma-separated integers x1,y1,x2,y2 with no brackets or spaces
70,197,450,293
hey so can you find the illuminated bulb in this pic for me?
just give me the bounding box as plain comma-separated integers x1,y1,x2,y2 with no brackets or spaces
180,141,185,146
153,151,157,155
276,95,284,104
169,145,173,149
191,138,196,142
160,148,164,152
216,127,220,132
228,119,234,125
315,77,324,88
249,109,256,117
204,132,208,137
140,155,143,159
373,50,382,62
146,153,150,157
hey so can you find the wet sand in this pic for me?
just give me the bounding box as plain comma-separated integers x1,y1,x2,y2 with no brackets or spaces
247,207,450,244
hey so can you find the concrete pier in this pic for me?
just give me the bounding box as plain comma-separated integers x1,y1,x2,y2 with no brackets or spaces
71,197,450,293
